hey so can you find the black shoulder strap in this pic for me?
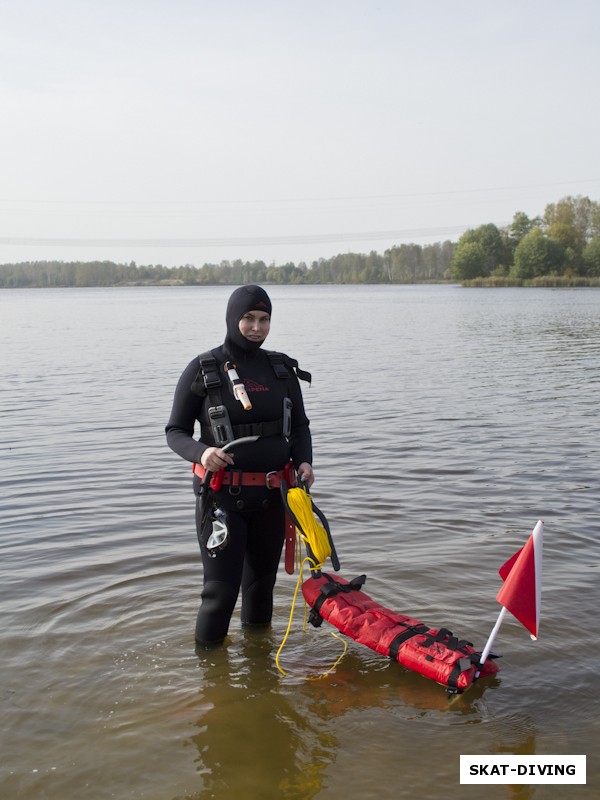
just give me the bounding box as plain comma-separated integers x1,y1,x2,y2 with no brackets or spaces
190,349,222,401
265,350,312,384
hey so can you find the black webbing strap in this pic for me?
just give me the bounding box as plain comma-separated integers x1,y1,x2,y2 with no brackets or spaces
321,574,366,596
388,623,431,661
419,628,473,652
191,351,221,401
266,352,290,380
390,625,481,688
310,574,367,620
200,418,285,446
447,657,476,691
231,419,283,438
266,351,312,384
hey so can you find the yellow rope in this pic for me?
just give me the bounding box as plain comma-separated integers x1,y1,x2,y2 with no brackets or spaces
285,488,332,566
276,489,347,678
275,554,348,678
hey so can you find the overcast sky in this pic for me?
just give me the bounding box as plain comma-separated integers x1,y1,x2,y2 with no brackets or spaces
1,0,599,268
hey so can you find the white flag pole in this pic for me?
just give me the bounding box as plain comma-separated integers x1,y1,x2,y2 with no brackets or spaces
475,605,507,677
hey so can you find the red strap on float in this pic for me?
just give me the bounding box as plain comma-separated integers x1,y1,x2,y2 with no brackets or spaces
283,462,297,575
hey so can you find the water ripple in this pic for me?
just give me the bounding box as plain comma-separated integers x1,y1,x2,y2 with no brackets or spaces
1,286,599,799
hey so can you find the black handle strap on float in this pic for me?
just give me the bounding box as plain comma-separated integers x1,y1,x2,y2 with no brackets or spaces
419,628,473,652
319,573,366,597
307,573,366,627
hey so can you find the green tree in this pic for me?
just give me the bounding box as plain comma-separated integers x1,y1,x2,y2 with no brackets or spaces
543,195,600,257
451,241,486,280
512,228,565,279
360,250,385,282
591,203,600,239
547,222,584,272
387,244,422,281
421,241,455,279
583,238,600,277
509,211,542,245
547,221,581,252
451,223,507,279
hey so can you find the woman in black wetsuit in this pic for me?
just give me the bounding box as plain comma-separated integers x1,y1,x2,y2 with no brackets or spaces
166,285,313,645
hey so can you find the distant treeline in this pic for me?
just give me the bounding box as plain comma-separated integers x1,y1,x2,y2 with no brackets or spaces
0,241,455,288
3,194,600,288
451,195,600,284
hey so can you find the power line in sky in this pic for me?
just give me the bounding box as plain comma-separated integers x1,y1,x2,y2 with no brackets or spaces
0,224,492,249
0,178,598,208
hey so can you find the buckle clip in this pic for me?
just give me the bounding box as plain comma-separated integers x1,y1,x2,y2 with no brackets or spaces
228,469,243,496
266,470,277,489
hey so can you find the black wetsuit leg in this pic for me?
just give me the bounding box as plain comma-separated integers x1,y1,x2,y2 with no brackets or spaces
240,501,285,626
194,497,245,644
194,495,285,643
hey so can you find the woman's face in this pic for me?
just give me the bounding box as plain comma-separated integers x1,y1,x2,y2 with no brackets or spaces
238,310,271,344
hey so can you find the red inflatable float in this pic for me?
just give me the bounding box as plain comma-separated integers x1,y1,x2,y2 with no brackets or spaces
302,572,499,693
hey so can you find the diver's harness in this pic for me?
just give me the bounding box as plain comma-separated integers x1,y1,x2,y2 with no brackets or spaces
190,349,311,448
191,349,311,567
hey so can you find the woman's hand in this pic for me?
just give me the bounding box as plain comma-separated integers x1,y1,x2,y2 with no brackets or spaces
201,447,235,472
297,462,314,487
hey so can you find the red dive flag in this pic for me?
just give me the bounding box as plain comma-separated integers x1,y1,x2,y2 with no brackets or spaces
496,520,543,640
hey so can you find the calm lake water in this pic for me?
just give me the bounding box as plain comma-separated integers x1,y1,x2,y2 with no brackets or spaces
1,284,598,799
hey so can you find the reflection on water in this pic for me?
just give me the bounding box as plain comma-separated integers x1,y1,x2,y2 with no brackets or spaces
180,630,503,799
1,285,599,799
184,633,337,800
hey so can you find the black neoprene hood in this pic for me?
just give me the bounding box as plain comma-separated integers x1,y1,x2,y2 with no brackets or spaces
224,284,272,356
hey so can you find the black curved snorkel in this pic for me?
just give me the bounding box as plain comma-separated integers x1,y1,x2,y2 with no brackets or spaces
198,435,259,542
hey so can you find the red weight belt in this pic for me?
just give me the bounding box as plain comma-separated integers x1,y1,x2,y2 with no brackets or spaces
192,463,287,489
192,460,298,574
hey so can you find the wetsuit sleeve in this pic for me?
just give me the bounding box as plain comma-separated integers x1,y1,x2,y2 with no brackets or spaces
288,370,312,467
165,357,208,463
